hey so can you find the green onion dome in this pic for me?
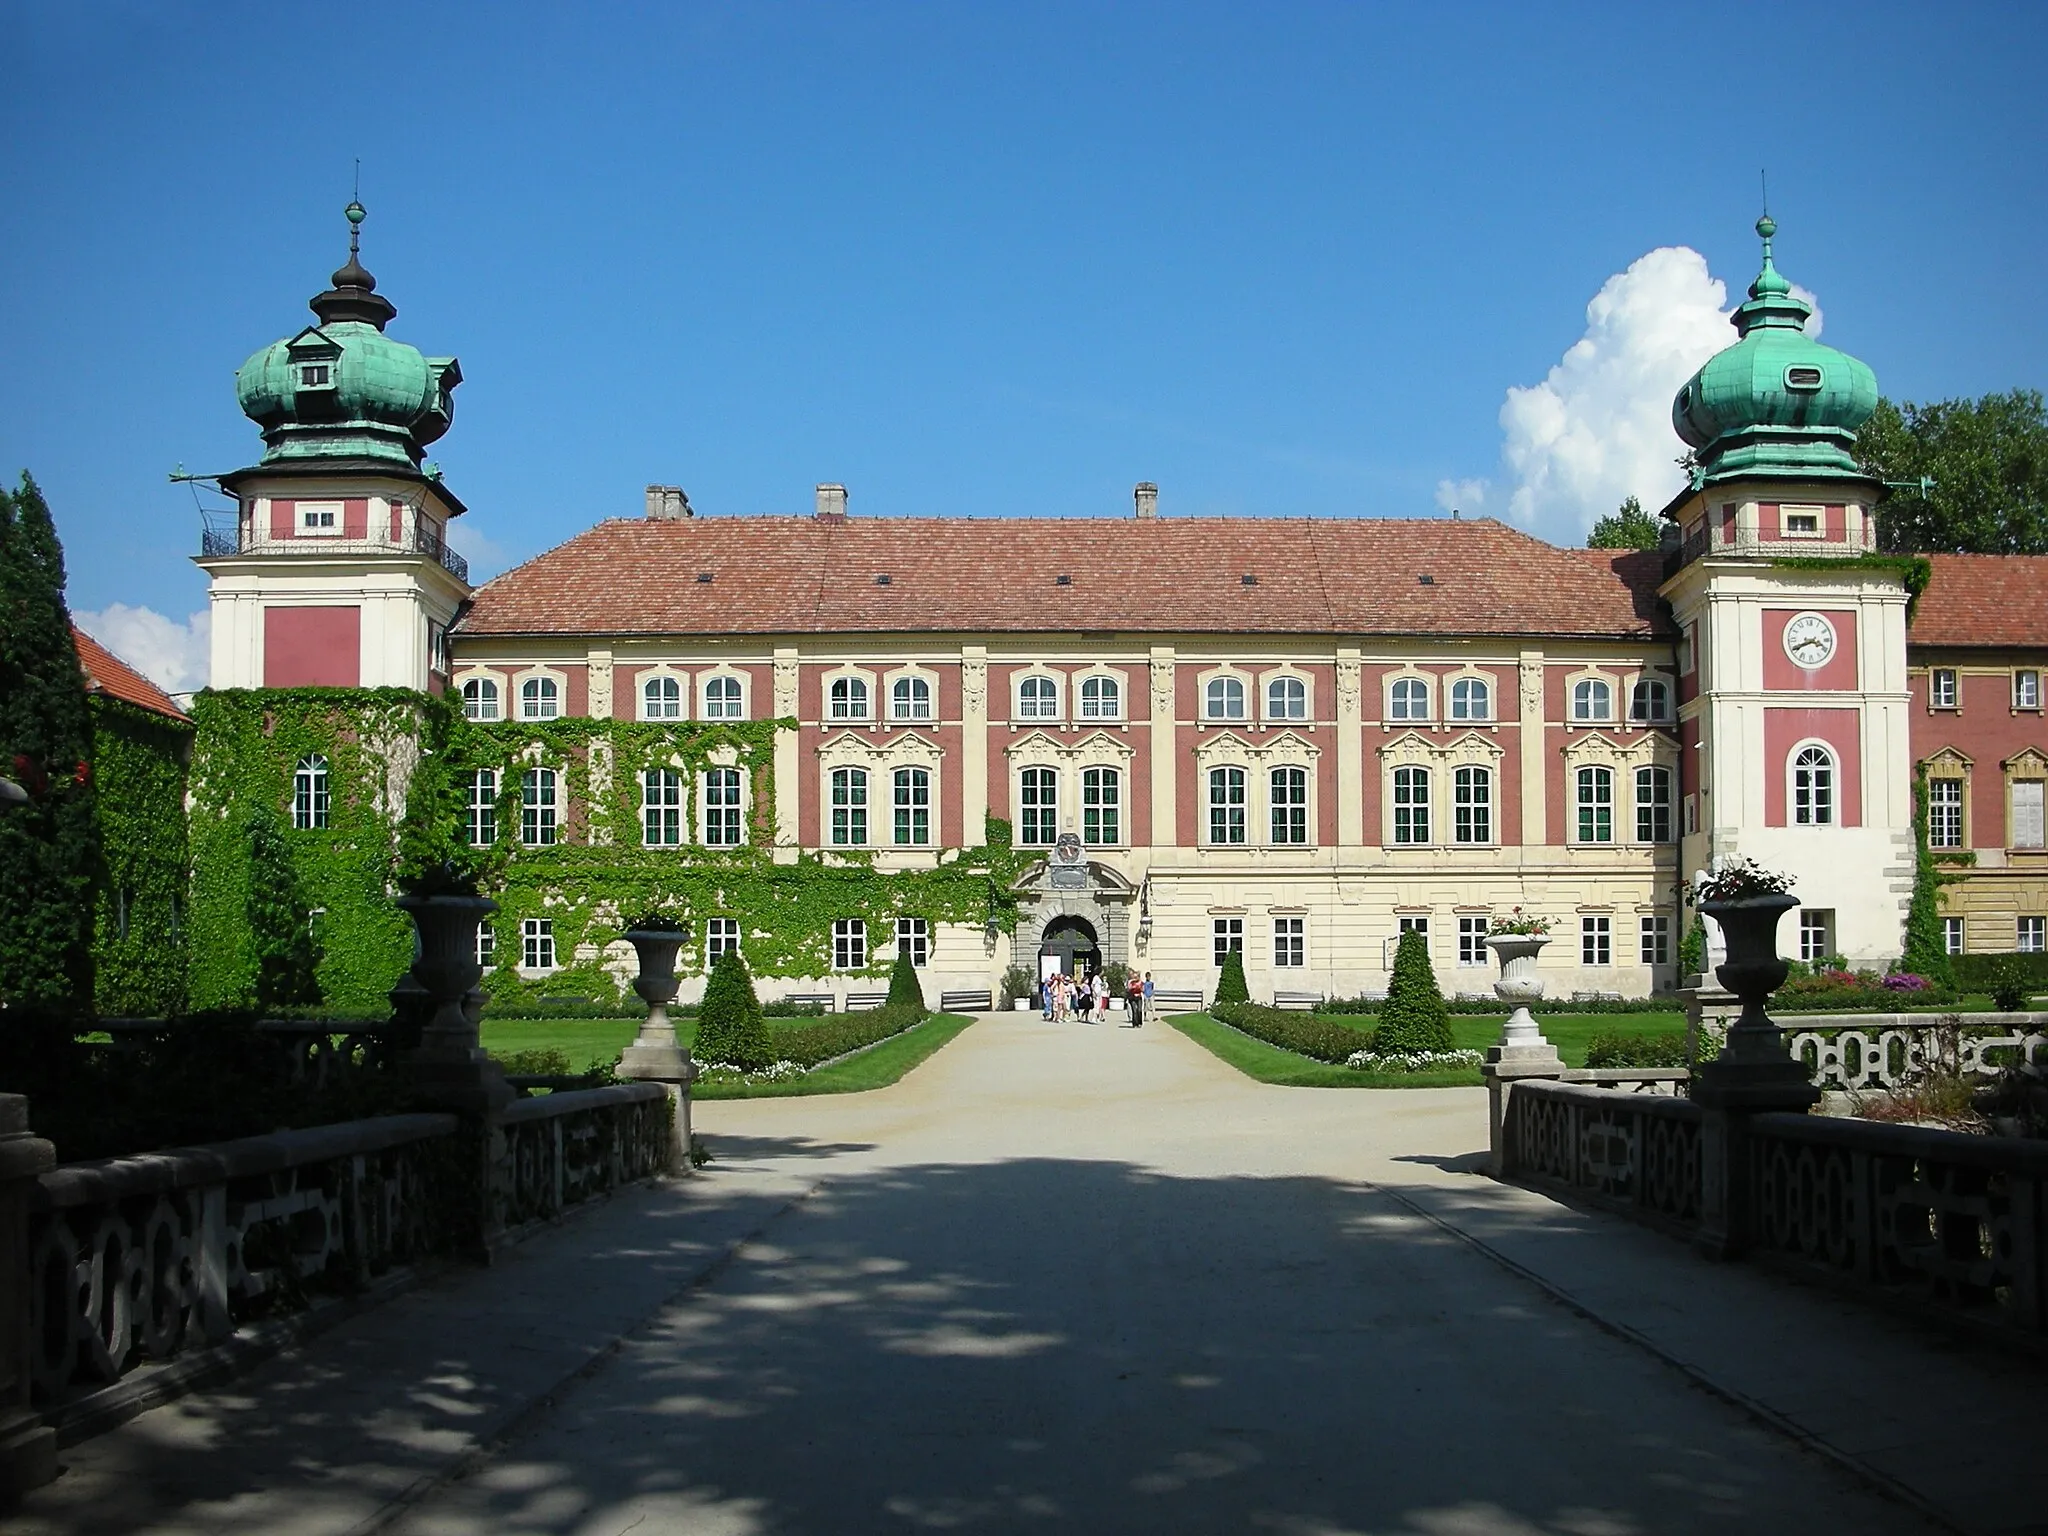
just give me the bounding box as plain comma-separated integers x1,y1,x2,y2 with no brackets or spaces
1671,216,1878,486
235,202,461,469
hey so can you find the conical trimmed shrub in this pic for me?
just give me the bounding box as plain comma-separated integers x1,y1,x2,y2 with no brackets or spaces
1215,945,1249,1005
1376,929,1452,1053
886,943,926,1014
695,947,772,1069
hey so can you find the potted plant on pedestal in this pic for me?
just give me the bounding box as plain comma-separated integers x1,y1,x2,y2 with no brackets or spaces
618,912,694,1083
1691,856,1817,1107
1485,909,1555,1061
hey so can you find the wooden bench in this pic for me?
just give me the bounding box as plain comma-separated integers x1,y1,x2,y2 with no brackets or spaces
780,993,837,1013
843,992,889,1012
939,989,994,1013
1273,991,1324,1011
1150,988,1204,1012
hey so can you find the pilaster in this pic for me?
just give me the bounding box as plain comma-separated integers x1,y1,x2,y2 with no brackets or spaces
772,648,801,858
1336,648,1363,847
961,645,989,843
586,647,614,719
1149,647,1177,848
1517,650,1546,846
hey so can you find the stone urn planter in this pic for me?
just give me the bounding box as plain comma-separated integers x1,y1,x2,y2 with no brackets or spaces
1694,892,1818,1111
1486,933,1552,1054
618,928,694,1083
395,891,511,1113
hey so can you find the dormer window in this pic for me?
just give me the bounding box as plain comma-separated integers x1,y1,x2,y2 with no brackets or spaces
1785,365,1824,391
299,363,332,388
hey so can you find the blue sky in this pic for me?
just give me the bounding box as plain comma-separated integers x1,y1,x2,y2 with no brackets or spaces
5,2,2045,689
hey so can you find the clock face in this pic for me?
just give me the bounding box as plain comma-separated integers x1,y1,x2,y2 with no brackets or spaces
1783,612,1837,670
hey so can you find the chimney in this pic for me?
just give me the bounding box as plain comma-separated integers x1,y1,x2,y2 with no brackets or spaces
816,483,849,521
1134,482,1158,519
644,485,691,520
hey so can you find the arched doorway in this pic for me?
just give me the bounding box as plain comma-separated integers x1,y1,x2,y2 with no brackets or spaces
1039,915,1101,981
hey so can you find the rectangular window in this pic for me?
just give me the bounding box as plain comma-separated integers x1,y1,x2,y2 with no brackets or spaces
706,917,739,968
1452,766,1490,845
1942,915,1965,956
1269,766,1307,845
1272,917,1304,969
1392,765,1430,845
1457,916,1489,967
463,768,498,847
521,768,557,846
1576,767,1613,843
1208,767,1247,845
703,767,743,847
1082,767,1121,847
1581,915,1611,966
1386,915,1429,970
1931,668,1958,709
299,501,340,533
2016,670,2041,710
1781,505,1823,538
1799,909,1833,964
1212,917,1244,967
1640,915,1670,966
893,767,931,846
1928,777,1964,849
643,768,683,847
2014,780,2046,850
832,918,868,970
1019,767,1057,847
1635,765,1672,843
830,767,868,846
895,917,930,967
477,924,495,967
521,918,555,971
2017,916,2045,954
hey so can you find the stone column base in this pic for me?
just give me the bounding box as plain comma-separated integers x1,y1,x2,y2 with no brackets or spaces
1481,1048,1566,1175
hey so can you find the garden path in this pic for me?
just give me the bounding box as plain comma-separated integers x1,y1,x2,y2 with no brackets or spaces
15,1012,2044,1536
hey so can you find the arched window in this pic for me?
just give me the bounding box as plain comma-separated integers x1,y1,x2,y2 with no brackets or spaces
1019,675,1059,719
1576,766,1614,842
462,768,497,846
1208,766,1247,843
703,675,744,720
1449,678,1490,721
1635,765,1673,842
461,678,499,721
1390,678,1429,721
830,767,868,846
1019,766,1058,846
521,676,560,720
892,676,933,721
1453,765,1491,844
703,767,744,846
642,676,682,720
1082,767,1120,846
293,754,329,830
892,767,931,845
1079,675,1120,719
1266,677,1307,721
1270,766,1308,844
829,676,869,720
1392,765,1430,844
642,768,683,846
521,768,558,846
1630,677,1670,723
1205,677,1247,721
1571,679,1612,722
1793,746,1835,825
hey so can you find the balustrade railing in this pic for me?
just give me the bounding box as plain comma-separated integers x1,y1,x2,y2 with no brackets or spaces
1780,1017,2046,1093
97,1018,414,1095
1503,1080,1704,1231
195,521,468,582
496,1084,671,1230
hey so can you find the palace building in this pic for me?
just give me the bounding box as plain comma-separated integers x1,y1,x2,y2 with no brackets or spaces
195,207,2048,1008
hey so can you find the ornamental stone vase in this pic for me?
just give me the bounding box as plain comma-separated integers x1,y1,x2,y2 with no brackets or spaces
618,929,695,1084
1485,934,1563,1069
395,891,512,1114
1695,892,1818,1110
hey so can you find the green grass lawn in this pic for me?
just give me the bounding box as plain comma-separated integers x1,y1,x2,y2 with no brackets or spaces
1167,1010,1689,1088
478,1011,975,1096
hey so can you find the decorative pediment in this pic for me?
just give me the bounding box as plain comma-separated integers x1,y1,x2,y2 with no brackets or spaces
1560,730,1662,767
815,729,944,768
1004,728,1135,765
1922,746,1973,773
285,325,341,358
2005,747,2048,774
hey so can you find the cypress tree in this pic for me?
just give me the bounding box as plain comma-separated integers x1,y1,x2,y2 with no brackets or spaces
1214,945,1249,1005
0,474,101,1014
695,946,771,1069
1899,769,1955,986
886,940,926,1014
1376,928,1453,1053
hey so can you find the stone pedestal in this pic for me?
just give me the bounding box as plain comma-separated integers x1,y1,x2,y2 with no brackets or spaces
614,930,697,1175
0,1096,56,1503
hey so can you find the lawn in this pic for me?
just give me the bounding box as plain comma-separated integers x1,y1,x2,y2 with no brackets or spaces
477,1011,975,1096
1167,1010,1688,1089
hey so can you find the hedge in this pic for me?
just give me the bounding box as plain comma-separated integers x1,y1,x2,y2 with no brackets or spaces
769,1003,929,1068
1320,995,1682,1017
1583,1032,1690,1069
1951,952,2048,992
1212,1002,1374,1064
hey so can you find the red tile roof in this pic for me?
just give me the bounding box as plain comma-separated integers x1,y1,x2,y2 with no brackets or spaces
72,625,191,724
458,517,1676,641
1910,555,2048,649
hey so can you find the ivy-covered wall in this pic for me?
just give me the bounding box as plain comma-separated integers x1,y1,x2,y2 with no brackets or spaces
188,687,1028,1011
89,696,192,1016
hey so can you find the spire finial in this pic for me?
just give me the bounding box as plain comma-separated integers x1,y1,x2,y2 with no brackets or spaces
309,183,397,330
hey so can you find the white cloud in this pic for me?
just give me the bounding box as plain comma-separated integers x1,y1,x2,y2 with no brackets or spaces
1433,478,1488,515
1473,245,1825,544
75,604,210,696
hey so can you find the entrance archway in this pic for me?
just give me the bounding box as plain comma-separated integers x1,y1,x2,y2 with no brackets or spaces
1038,915,1101,981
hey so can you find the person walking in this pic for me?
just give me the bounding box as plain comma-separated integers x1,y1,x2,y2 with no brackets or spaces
1139,971,1154,1028
1125,970,1143,1027
1092,971,1110,1024
1039,974,1053,1021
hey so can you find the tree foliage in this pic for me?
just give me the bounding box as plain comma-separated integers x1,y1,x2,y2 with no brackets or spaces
1900,769,1956,988
886,942,926,1014
695,946,771,1069
245,801,322,1009
1375,928,1452,1053
1857,390,2048,554
1585,494,1663,551
0,474,100,1014
1214,945,1249,1005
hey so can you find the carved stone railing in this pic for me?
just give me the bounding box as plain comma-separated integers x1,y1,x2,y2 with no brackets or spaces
1502,1080,1704,1231
27,1113,459,1407
1746,1112,2048,1335
494,1083,671,1232
1778,1014,2047,1093
98,1018,414,1094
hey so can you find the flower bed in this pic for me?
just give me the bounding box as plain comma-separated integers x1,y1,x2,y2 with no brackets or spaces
768,1003,927,1069
1774,968,1959,1012
1345,1048,1484,1073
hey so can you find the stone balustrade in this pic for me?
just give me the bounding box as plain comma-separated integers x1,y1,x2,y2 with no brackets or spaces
495,1083,672,1230
1777,1014,2046,1092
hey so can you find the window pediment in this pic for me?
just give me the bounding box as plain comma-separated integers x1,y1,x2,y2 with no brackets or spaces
1004,728,1134,765
1923,747,1973,773
1561,730,1662,767
816,729,944,768
2005,748,2048,775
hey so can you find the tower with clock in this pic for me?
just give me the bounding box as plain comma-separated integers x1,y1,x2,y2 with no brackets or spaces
1657,215,1915,969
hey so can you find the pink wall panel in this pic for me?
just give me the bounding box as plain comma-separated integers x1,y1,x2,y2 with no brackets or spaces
560,665,588,718
343,498,369,539
1763,707,1862,827
263,605,360,687
1761,608,1859,691
270,499,295,538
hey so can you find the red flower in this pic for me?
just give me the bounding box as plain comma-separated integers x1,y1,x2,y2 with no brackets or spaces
73,761,90,785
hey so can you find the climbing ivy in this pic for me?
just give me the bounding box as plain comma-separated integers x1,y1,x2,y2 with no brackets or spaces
1768,553,1933,618
1900,767,1955,986
88,697,192,1016
188,686,1030,1011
